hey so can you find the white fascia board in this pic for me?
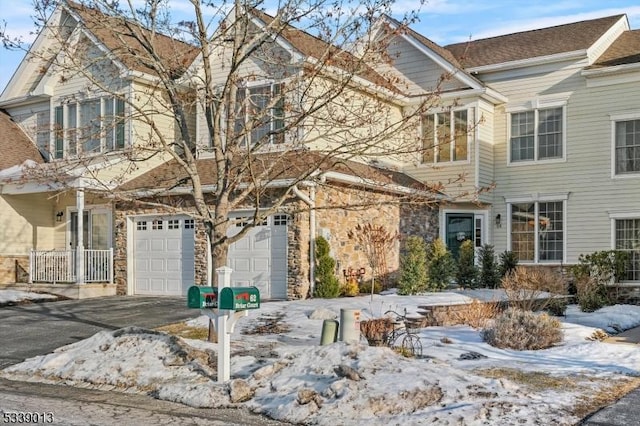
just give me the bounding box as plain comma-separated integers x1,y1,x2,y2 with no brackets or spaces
0,94,51,108
408,87,507,106
467,50,587,74
322,170,446,200
586,16,629,64
582,62,640,88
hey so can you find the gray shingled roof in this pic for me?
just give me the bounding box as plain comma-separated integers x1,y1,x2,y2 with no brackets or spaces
444,15,625,69
0,110,44,171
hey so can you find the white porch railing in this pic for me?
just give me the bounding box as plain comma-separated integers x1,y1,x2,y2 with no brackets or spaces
29,249,113,284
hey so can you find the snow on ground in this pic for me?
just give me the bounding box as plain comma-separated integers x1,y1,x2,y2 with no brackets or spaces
0,289,58,305
2,290,640,425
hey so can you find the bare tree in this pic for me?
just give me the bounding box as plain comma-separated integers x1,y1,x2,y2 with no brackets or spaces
1,0,474,291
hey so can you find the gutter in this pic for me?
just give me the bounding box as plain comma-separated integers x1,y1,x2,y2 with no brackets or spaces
292,183,317,297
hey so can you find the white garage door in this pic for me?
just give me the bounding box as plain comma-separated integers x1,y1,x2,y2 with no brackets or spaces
134,215,195,296
227,213,288,300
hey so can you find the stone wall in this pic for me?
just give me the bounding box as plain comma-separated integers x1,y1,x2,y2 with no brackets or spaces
315,185,438,287
0,255,29,284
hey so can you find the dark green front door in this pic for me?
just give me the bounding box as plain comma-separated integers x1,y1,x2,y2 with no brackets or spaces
445,213,474,259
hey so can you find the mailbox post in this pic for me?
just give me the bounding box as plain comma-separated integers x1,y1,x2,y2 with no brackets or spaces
186,266,260,383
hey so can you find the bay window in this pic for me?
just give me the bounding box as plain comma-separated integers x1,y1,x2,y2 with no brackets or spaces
53,96,125,158
235,82,284,146
421,109,468,163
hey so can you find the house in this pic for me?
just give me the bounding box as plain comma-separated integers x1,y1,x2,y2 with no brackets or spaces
1,2,639,301
376,14,640,300
0,1,438,299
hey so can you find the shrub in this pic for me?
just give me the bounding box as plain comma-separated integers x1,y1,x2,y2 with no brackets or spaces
456,240,478,288
482,308,563,350
426,238,456,291
398,236,428,295
478,244,500,288
452,299,503,329
545,297,569,316
360,317,395,346
499,250,519,278
500,266,567,312
574,276,609,312
571,250,628,312
314,236,341,298
341,277,360,297
359,279,382,295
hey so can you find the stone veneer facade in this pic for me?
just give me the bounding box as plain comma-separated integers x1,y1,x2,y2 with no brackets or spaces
0,255,29,284
113,184,439,299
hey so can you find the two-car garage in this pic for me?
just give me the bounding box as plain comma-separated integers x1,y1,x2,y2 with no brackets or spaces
132,213,287,299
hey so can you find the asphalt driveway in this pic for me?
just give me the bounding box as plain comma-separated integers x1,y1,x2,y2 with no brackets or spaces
0,296,196,369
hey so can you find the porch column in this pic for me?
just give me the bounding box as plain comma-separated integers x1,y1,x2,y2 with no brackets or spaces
76,188,85,284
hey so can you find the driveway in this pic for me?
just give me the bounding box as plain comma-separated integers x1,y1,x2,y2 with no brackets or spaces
0,296,197,369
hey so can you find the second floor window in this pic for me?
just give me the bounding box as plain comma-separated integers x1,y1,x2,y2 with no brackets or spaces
54,96,125,159
421,109,468,163
235,83,284,146
510,107,563,162
614,119,640,175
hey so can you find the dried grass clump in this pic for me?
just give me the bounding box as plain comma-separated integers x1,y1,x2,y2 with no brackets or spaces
452,299,503,329
501,266,567,311
482,308,563,350
360,317,396,346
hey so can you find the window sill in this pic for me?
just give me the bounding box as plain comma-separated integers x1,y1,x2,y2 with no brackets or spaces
418,159,471,168
507,157,566,167
612,172,640,180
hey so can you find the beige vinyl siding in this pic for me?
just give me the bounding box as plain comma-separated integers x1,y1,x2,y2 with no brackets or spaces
0,194,56,254
477,103,495,203
488,58,640,264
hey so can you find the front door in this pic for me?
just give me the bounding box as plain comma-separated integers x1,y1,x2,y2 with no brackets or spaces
445,213,484,259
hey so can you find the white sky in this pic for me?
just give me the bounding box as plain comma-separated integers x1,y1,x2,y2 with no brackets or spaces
2,0,640,93
2,289,640,424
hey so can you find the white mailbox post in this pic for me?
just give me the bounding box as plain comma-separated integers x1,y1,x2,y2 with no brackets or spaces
188,267,260,383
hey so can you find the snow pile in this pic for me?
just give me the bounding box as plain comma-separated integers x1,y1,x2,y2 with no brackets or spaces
2,291,640,425
0,289,57,305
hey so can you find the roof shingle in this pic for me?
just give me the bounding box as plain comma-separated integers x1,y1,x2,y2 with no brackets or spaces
590,29,640,68
444,15,625,69
0,110,44,171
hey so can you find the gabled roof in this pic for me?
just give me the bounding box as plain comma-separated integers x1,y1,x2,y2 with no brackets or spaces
0,110,44,171
65,1,199,78
119,151,430,194
444,15,625,69
590,29,640,68
250,9,400,93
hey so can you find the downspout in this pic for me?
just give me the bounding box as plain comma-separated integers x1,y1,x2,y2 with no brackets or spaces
293,183,316,296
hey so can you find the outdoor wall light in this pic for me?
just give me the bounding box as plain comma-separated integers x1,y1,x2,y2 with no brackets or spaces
55,211,64,222
495,214,501,228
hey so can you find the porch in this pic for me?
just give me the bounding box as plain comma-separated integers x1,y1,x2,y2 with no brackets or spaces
19,248,117,299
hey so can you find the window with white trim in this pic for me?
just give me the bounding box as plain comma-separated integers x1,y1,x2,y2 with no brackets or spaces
614,119,640,175
235,83,284,146
615,219,640,281
510,201,564,262
54,97,125,158
421,109,468,163
509,107,563,162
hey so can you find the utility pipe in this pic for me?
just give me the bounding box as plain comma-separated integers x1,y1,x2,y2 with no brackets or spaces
293,183,316,296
